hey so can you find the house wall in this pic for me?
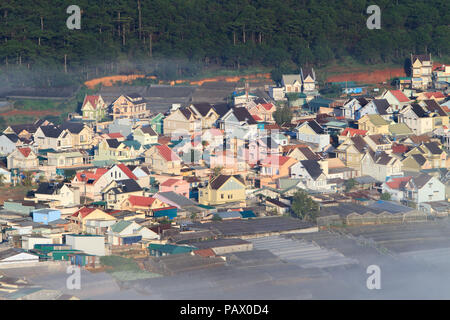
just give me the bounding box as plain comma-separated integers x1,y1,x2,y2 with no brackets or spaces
66,235,106,256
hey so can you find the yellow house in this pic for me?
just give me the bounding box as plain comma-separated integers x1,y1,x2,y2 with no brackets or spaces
199,174,246,206
144,144,182,175
335,135,371,174
121,195,170,216
163,107,200,136
70,207,116,232
358,114,390,135
411,53,432,90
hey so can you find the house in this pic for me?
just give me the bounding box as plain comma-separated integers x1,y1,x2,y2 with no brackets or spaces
405,142,447,169
295,120,330,151
335,135,372,174
102,179,143,210
3,119,49,140
383,173,445,205
265,198,291,215
163,107,200,136
198,174,246,206
70,207,116,231
260,155,298,187
32,208,61,225
33,125,73,150
107,220,158,245
149,113,165,135
281,74,302,93
248,102,276,123
356,99,393,121
65,234,106,256
361,151,402,182
159,178,190,197
144,144,182,175
218,107,258,139
7,147,39,170
363,134,392,153
248,137,281,163
416,91,446,102
388,123,413,138
358,114,390,135
33,182,80,207
187,103,220,129
121,195,169,216
71,168,109,201
381,90,410,111
411,53,433,90
287,146,321,162
398,103,434,135
401,153,431,172
339,128,368,143
289,160,328,190
300,67,317,93
96,138,144,163
81,95,108,121
59,122,93,149
340,97,370,120
46,150,92,168
133,125,158,146
111,93,149,120
420,99,449,130
0,249,39,266
0,134,21,156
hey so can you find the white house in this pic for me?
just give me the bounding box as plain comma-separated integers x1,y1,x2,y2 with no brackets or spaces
296,120,330,151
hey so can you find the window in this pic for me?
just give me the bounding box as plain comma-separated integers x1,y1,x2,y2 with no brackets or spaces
221,194,224,199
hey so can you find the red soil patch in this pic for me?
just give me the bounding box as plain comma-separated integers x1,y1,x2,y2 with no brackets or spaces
326,68,407,84
85,73,271,88
0,110,61,117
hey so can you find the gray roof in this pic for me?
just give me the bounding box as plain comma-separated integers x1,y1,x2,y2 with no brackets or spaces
190,217,314,237
189,238,251,250
157,191,198,207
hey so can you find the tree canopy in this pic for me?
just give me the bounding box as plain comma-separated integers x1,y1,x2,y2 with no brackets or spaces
291,189,319,222
0,0,448,87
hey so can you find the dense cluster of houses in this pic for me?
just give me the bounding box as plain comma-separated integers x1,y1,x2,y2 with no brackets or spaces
0,58,449,278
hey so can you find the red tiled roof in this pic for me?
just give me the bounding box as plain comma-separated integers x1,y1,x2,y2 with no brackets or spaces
128,195,156,207
392,143,409,154
160,178,186,187
158,136,172,145
107,133,124,139
115,163,138,180
156,145,180,162
76,168,108,183
262,155,293,167
340,128,368,137
423,92,445,99
193,249,216,257
71,207,97,218
261,103,275,111
153,206,177,212
264,123,281,130
386,176,412,190
18,147,32,158
443,106,450,113
390,90,410,103
83,95,100,109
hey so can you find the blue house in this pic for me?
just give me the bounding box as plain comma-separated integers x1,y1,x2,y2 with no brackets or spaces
32,208,61,225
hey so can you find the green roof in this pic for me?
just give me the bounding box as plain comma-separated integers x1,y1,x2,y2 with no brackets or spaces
110,220,132,233
365,114,389,126
389,123,413,135
148,243,196,255
122,140,141,150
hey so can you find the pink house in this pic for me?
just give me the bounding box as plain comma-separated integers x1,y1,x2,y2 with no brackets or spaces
159,178,190,197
